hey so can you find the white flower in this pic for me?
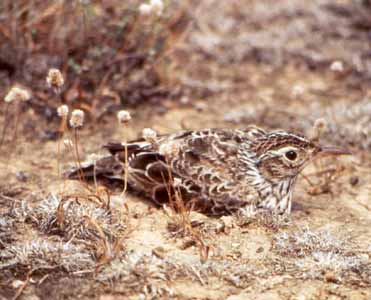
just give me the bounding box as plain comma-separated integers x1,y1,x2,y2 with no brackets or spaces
312,118,327,140
150,0,164,16
57,105,69,117
159,141,179,157
63,139,74,148
142,128,157,143
4,86,31,103
330,61,344,72
139,3,152,16
117,110,131,124
313,118,327,132
46,68,64,91
69,109,85,128
291,84,305,99
139,0,164,17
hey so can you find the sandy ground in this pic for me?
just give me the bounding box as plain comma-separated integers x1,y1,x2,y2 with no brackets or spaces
0,0,370,299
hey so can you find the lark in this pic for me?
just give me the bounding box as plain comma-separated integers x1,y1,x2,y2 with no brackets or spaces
68,126,349,215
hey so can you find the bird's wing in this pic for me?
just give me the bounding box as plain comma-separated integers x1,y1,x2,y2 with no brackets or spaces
165,128,262,214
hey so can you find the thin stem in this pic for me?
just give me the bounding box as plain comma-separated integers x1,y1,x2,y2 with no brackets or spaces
57,134,61,178
93,161,97,192
73,128,85,182
60,116,69,194
56,116,66,179
300,173,315,186
122,125,129,197
0,103,10,151
5,102,21,169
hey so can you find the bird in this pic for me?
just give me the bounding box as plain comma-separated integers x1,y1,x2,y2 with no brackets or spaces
67,126,350,216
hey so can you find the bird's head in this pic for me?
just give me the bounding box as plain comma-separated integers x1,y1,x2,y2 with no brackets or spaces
252,132,350,184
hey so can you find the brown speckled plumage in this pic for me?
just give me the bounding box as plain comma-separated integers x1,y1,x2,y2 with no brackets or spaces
68,126,348,216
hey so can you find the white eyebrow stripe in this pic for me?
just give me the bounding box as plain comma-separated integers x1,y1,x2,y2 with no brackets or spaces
269,132,309,144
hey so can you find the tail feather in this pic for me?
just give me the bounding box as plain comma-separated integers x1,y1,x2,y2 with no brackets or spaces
103,141,148,156
66,140,151,184
66,155,124,182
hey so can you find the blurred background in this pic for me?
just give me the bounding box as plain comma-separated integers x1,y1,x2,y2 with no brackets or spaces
0,0,370,152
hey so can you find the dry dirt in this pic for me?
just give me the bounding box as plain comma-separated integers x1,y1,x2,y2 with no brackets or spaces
0,1,370,300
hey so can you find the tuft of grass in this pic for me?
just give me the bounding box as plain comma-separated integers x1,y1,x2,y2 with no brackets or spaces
0,238,94,273
274,227,346,257
273,227,370,283
235,209,291,231
30,194,126,242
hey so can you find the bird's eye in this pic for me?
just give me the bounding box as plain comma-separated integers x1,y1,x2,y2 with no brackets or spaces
285,150,297,161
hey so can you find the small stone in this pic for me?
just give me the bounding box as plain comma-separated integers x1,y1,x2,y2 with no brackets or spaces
324,271,337,283
189,211,209,226
349,176,359,186
180,96,190,104
330,61,344,73
180,238,196,250
256,246,264,253
152,246,166,259
221,216,234,229
194,102,208,111
16,171,28,182
215,221,225,233
167,221,180,233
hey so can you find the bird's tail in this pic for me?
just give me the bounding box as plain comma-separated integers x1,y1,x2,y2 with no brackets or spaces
65,141,150,184
66,154,125,183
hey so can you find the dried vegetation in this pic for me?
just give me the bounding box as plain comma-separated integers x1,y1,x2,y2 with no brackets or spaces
0,0,370,299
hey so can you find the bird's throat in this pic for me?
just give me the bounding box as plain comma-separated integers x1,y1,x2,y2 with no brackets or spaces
258,177,295,214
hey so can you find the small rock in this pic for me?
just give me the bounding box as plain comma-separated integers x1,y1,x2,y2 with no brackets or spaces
324,271,338,283
256,246,264,253
231,242,240,248
190,211,209,227
16,171,28,182
152,246,166,259
349,176,359,186
180,96,190,104
221,216,234,229
330,60,344,73
217,215,234,233
180,238,196,250
215,221,225,233
194,102,208,111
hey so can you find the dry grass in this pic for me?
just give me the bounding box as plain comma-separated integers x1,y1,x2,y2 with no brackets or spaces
272,227,370,285
0,0,192,131
0,1,370,299
161,154,210,263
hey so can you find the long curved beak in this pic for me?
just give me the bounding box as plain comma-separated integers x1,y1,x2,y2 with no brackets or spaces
317,145,352,157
